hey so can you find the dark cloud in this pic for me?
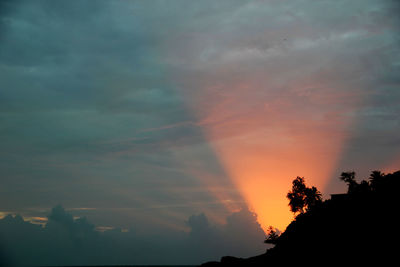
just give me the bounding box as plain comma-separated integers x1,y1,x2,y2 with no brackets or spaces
185,208,268,262
0,0,243,230
0,206,267,266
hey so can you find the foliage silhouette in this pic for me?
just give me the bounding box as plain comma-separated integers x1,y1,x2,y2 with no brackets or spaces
201,169,400,266
264,226,279,245
369,170,385,191
287,176,322,214
339,171,358,193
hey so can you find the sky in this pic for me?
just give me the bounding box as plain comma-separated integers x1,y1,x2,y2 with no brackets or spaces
0,0,399,265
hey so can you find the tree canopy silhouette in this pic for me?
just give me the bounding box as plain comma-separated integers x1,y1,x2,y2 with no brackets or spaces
286,176,322,214
264,226,279,245
369,170,385,191
339,171,358,193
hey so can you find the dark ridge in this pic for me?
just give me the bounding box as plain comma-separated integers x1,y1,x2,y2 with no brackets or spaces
201,170,400,266
35,265,197,267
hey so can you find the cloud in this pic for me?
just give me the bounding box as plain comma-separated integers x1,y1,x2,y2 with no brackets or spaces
185,208,268,262
0,205,267,266
0,0,399,256
0,0,246,232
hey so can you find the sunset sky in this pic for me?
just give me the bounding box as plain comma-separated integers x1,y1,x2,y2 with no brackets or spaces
1,0,400,265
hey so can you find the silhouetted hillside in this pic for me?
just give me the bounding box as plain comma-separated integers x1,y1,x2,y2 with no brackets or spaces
201,170,400,266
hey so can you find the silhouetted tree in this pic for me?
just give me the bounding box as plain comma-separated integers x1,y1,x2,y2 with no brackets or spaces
340,171,358,193
339,171,374,194
287,177,322,214
264,226,279,244
369,170,384,191
305,186,322,207
287,177,307,214
357,180,371,194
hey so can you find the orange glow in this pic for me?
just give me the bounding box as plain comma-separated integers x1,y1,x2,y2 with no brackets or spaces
178,78,362,231
206,127,346,231
0,212,7,219
382,157,400,175
25,216,48,226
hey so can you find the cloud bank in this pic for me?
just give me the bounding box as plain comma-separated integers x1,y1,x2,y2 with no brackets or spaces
0,206,267,266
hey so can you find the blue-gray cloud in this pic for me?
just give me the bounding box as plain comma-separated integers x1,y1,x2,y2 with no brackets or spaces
0,0,242,229
0,206,267,266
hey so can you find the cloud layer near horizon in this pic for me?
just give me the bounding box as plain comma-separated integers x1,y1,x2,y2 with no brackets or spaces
0,206,267,266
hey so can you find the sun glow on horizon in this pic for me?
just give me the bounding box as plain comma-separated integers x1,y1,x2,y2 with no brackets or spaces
168,13,398,231
205,131,347,231
179,81,360,231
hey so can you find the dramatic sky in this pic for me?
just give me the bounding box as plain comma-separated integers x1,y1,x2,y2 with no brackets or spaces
1,0,399,265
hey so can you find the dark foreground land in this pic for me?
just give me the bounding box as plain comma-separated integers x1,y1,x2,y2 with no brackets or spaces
201,170,400,266
39,266,197,267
